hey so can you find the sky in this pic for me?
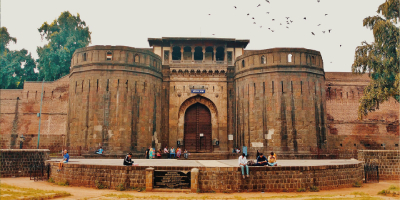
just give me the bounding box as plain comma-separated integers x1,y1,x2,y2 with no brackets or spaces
1,0,385,72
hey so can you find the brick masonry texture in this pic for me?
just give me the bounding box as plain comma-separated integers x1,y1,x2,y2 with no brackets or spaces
0,43,398,156
0,149,49,177
358,150,400,180
47,162,363,192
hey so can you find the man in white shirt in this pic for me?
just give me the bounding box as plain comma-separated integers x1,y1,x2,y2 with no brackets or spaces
238,153,249,179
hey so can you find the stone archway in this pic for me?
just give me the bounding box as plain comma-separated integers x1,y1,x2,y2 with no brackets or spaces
177,96,219,151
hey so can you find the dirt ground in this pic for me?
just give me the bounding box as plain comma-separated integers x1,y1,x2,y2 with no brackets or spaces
1,177,399,200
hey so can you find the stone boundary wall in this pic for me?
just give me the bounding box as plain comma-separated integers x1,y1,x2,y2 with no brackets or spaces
358,150,400,180
48,162,363,192
1,149,49,177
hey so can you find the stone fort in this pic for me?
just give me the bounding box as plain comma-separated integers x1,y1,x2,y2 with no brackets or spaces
1,37,398,156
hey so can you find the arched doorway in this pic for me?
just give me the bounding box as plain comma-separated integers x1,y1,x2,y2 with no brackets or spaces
184,103,212,152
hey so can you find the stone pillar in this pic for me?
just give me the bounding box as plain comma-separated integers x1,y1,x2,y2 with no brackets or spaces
145,167,154,191
202,46,205,61
213,46,216,62
181,46,183,61
224,45,227,63
191,168,199,193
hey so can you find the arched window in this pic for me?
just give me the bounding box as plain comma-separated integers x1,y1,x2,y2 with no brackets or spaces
216,46,224,61
205,46,213,61
288,54,292,63
261,55,266,64
183,46,192,60
172,46,181,60
194,46,203,60
242,60,245,68
134,54,140,63
106,51,112,60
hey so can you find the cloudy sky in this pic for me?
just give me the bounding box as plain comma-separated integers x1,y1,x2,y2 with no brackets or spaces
2,0,385,72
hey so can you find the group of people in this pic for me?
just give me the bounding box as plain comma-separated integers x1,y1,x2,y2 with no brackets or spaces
233,147,241,154
238,151,278,179
145,146,189,159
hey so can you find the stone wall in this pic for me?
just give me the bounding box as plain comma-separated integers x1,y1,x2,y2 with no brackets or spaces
48,162,363,192
0,76,69,152
0,149,49,177
68,46,162,154
234,48,327,154
325,72,399,151
358,150,400,180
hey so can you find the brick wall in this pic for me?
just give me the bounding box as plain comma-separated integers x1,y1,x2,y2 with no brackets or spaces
358,150,400,180
0,149,49,177
48,162,363,192
325,73,399,152
0,76,69,152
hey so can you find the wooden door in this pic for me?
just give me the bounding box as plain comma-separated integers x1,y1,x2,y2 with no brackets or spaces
184,103,212,152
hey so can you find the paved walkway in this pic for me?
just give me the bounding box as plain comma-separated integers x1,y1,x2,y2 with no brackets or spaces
52,158,361,167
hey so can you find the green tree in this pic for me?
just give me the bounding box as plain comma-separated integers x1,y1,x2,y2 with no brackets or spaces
0,27,38,89
36,11,91,81
352,0,399,119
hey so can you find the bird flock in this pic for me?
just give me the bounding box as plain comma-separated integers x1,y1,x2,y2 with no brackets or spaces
207,0,341,48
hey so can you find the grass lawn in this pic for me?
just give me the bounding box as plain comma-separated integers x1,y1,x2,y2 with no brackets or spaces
0,183,71,200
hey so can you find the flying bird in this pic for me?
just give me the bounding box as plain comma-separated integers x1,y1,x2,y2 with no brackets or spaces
208,14,211,15
266,12,269,14
253,22,256,24
280,23,282,25
212,34,215,35
328,29,332,33
286,17,289,19
271,30,274,32
290,20,293,23
234,6,237,9
257,4,261,7
260,26,262,28
340,45,342,47
286,26,289,29
325,14,328,16
272,19,275,21
252,17,255,19
304,17,306,20
317,0,320,2
247,13,250,16
322,31,325,33
266,0,270,3
317,24,321,26
311,32,315,35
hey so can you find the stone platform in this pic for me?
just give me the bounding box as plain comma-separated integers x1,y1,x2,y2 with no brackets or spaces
48,158,363,192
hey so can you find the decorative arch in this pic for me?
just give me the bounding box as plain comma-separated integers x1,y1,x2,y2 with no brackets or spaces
177,95,219,146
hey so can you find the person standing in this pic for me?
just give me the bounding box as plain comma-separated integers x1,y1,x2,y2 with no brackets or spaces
238,153,249,179
184,149,188,159
149,147,154,159
170,147,176,159
176,147,181,158
163,146,169,158
145,146,151,159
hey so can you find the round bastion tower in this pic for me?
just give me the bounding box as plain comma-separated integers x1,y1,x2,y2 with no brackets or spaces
67,46,162,154
234,48,327,154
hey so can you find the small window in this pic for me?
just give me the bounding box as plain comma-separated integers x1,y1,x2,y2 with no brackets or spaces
153,59,156,67
134,54,140,63
261,55,266,64
242,60,245,68
311,55,316,65
106,52,112,60
288,54,292,63
164,51,169,62
83,53,87,61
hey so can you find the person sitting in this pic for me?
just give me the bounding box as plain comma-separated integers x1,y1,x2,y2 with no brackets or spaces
256,152,268,166
236,148,241,154
268,152,278,166
183,149,188,159
123,153,134,166
176,147,181,158
170,147,176,159
238,153,249,179
57,149,69,172
95,147,104,154
157,149,162,159
232,148,237,153
164,146,169,158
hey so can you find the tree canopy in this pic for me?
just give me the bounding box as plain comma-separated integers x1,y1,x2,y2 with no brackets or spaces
0,27,38,89
36,11,91,81
352,0,399,119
